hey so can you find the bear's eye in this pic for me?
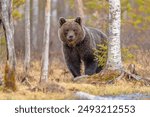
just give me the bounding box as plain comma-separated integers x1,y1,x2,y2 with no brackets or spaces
73,29,77,32
64,30,68,35
65,29,69,32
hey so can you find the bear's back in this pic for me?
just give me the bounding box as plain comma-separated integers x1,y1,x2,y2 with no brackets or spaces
84,27,107,49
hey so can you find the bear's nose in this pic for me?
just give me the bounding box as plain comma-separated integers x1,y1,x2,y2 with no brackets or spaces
69,35,74,39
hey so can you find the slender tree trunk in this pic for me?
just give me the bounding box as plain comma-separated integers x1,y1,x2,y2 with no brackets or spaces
32,0,39,50
1,0,16,69
24,0,30,74
1,0,16,91
74,0,85,24
40,0,51,83
106,0,123,70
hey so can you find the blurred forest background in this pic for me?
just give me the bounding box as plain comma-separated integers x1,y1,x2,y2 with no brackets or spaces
0,0,150,99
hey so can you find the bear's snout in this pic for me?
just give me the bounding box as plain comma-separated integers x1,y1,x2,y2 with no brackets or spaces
68,35,75,42
67,31,75,42
69,35,74,39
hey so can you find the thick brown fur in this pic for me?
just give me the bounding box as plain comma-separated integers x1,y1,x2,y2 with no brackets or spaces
58,17,107,78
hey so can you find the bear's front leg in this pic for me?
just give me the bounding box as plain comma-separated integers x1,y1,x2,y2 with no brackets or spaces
84,57,97,75
66,60,81,77
63,46,81,77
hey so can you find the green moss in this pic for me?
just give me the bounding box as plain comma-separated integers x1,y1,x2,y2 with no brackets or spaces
91,70,120,82
4,62,16,92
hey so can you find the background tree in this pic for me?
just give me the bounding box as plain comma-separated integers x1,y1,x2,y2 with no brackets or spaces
1,0,16,91
74,0,85,24
106,0,123,70
32,0,39,50
103,0,149,84
40,0,51,83
24,0,30,76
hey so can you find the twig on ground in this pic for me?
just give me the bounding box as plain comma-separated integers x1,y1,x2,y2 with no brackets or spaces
73,75,89,82
104,64,150,85
21,76,32,87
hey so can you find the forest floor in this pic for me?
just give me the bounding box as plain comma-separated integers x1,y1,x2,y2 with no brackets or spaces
0,50,150,100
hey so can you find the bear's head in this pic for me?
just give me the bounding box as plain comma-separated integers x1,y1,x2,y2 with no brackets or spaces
58,17,85,47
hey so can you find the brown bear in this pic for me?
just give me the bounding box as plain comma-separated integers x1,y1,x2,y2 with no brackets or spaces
58,17,107,78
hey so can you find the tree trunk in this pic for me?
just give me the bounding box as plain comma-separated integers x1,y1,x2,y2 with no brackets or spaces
64,0,70,17
1,0,16,69
1,0,16,91
32,0,39,50
24,0,31,74
106,0,123,70
74,0,85,24
40,0,51,83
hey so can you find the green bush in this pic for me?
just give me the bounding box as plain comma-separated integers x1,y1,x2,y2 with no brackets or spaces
94,44,108,68
94,44,135,67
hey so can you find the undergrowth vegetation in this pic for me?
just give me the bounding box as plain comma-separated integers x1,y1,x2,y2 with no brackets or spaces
94,44,136,68
0,50,150,100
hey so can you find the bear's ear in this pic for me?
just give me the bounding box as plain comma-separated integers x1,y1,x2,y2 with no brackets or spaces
75,17,82,25
59,17,66,27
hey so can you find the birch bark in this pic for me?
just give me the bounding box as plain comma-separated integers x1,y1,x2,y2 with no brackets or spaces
107,0,123,70
32,0,39,50
1,0,16,70
40,0,51,83
24,0,31,73
1,0,16,91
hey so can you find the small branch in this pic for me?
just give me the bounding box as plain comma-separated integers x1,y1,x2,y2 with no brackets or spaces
123,70,142,81
123,70,150,85
116,71,125,81
104,64,150,85
21,75,32,88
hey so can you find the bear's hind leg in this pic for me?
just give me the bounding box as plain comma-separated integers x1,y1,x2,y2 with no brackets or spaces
66,60,81,77
96,66,103,73
84,61,97,75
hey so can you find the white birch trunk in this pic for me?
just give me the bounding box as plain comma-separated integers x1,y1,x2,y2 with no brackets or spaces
24,0,31,73
107,0,123,70
74,0,85,24
32,0,39,50
40,0,51,83
1,0,16,70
